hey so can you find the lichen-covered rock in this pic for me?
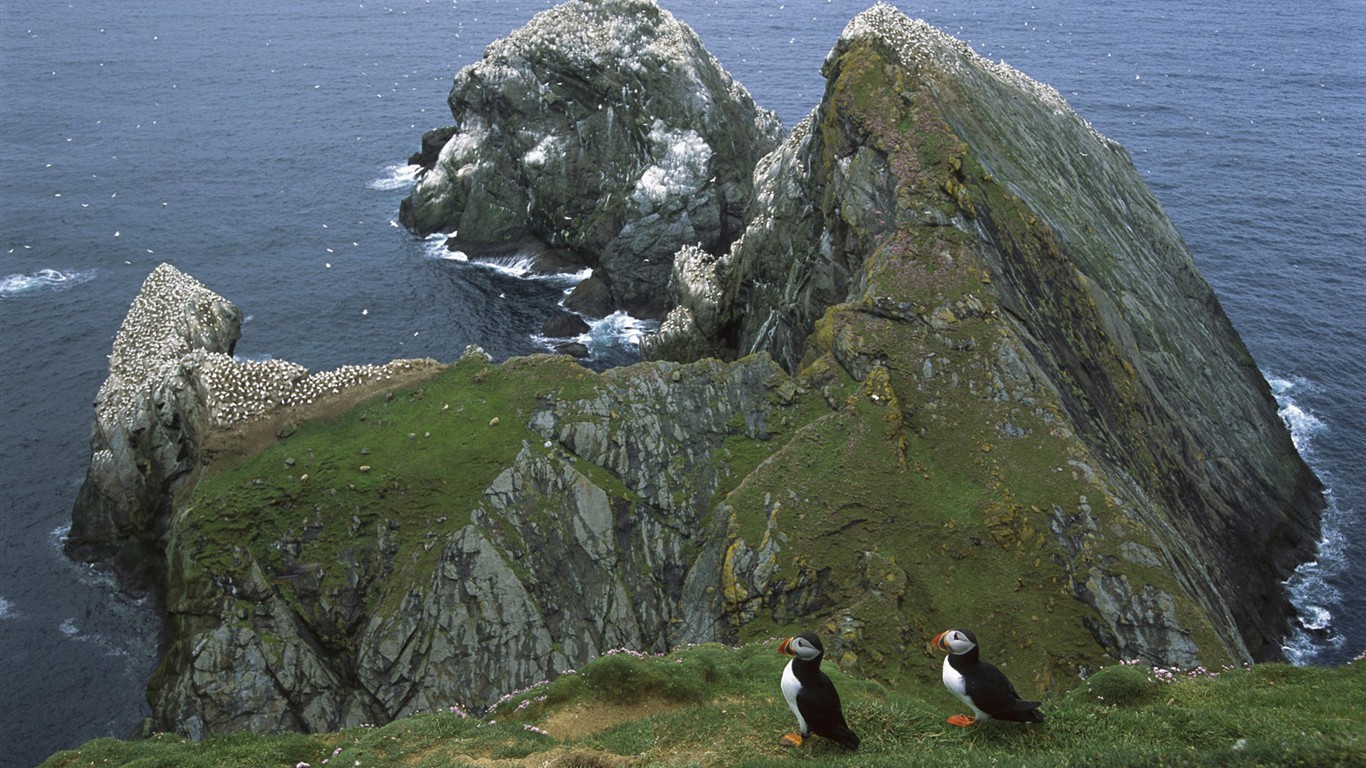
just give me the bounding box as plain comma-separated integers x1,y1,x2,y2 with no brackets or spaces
398,0,782,318
138,351,805,735
645,3,1321,663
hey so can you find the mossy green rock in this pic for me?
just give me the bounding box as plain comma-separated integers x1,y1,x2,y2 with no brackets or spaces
649,3,1321,669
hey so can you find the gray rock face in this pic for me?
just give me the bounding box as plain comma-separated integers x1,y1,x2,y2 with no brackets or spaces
144,352,795,735
67,264,243,592
398,0,783,318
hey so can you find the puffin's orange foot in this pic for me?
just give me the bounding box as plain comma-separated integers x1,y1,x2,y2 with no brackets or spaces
779,732,805,747
946,714,978,727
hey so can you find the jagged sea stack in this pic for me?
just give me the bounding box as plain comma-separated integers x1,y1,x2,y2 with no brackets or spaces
399,0,783,318
66,264,243,593
647,4,1323,663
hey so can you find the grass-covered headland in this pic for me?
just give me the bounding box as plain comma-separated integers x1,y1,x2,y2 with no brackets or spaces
41,641,1365,767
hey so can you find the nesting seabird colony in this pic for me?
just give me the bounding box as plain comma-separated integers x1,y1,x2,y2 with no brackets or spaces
96,263,430,433
843,3,1110,145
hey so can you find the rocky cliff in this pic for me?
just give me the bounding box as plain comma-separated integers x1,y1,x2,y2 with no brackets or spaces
66,264,442,600
68,1,1322,741
646,4,1322,663
399,0,783,318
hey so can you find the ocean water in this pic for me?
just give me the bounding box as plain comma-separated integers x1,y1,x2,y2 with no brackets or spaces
2,1,1361,765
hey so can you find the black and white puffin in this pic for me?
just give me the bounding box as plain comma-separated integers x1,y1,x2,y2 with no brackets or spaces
777,632,860,750
932,628,1044,726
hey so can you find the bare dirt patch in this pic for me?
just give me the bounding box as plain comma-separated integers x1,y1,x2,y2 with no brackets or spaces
540,697,681,742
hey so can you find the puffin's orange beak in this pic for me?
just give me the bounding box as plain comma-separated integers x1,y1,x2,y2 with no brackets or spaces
931,631,948,651
778,637,793,656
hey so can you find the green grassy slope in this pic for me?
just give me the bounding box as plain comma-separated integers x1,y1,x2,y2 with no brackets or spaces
44,642,1365,768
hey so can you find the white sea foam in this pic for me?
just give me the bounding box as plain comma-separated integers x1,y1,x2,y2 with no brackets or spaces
422,237,592,285
1270,373,1350,664
478,255,544,278
368,163,422,191
532,310,658,364
0,268,96,297
0,596,14,620
1268,375,1327,459
59,618,82,639
589,310,658,348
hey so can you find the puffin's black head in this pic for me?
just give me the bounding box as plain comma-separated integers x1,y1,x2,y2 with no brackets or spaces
932,628,978,656
778,632,825,661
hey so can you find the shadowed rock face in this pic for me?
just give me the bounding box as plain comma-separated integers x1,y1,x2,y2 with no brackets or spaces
398,0,783,319
70,2,1322,742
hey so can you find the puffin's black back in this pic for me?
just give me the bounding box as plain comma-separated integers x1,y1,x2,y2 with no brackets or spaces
949,652,1045,723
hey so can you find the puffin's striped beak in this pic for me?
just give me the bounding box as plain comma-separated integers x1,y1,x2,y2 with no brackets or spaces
931,631,948,651
778,637,793,656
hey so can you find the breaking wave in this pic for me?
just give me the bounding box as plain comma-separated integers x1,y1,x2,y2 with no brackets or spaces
422,236,592,285
533,310,658,368
1270,374,1349,664
368,163,421,191
0,268,96,297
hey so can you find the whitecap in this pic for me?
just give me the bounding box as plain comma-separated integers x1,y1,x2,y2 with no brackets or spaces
0,268,96,297
0,596,14,620
368,163,421,191
479,255,545,278
59,618,82,639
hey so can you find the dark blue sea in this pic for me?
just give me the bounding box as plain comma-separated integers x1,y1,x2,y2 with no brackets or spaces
2,1,1361,765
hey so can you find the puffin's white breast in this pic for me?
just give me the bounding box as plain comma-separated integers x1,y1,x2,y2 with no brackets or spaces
781,659,807,733
941,656,988,719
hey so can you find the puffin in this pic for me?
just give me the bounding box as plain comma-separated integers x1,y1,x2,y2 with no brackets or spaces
777,632,860,750
932,628,1044,726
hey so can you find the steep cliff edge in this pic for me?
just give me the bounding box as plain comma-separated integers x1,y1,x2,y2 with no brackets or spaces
398,0,783,318
645,4,1322,662
67,1,1323,742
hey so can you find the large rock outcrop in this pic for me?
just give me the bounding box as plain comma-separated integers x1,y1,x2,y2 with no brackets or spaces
67,264,443,597
70,1,1322,742
645,4,1322,663
398,0,783,318
67,264,244,593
